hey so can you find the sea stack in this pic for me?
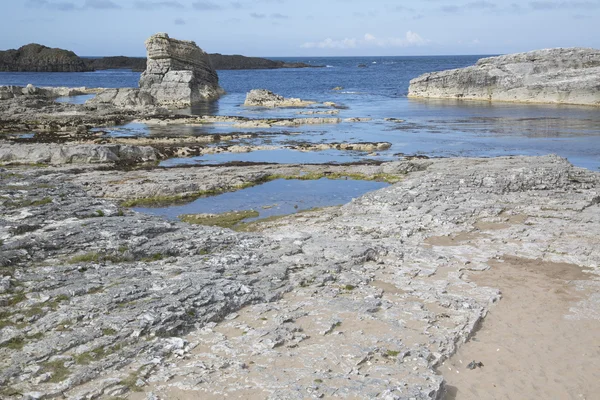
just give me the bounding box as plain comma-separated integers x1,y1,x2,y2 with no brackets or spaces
139,33,223,107
408,48,600,106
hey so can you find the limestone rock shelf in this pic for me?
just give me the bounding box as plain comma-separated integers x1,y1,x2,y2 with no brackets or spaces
408,48,600,106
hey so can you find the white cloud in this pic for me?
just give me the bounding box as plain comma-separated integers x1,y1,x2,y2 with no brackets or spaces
301,32,429,49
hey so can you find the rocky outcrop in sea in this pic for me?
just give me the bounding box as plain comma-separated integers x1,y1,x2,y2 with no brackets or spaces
0,44,90,72
86,33,223,109
244,89,316,107
139,33,223,106
408,48,600,106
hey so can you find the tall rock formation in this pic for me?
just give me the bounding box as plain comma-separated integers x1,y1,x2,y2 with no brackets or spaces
408,48,600,106
139,33,223,107
0,43,90,72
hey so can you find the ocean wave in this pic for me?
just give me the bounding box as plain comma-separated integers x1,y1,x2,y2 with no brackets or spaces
326,65,334,68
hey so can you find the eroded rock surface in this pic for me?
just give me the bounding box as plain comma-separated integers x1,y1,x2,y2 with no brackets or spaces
1,156,599,399
409,48,600,106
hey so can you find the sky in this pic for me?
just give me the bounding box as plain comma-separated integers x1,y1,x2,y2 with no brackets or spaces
1,0,599,57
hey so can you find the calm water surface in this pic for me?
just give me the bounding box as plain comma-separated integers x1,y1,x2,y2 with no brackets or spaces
134,178,389,220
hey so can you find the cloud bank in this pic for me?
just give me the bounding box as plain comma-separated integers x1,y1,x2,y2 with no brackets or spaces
301,32,429,49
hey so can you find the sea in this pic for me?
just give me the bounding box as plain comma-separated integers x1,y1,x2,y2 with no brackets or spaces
1,55,599,171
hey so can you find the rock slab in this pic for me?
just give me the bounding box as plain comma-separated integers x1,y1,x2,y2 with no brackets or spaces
139,33,223,106
408,48,600,106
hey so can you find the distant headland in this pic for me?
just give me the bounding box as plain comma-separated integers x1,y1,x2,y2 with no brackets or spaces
0,43,319,72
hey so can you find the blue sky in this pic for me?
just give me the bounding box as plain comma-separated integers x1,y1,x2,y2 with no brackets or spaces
1,0,599,56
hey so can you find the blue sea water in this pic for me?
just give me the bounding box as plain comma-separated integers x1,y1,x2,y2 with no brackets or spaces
1,55,599,170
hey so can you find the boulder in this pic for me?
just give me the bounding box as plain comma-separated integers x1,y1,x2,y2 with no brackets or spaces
139,33,223,107
244,89,315,107
408,48,600,106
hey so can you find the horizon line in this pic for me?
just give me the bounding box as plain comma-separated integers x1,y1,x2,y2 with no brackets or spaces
79,53,499,58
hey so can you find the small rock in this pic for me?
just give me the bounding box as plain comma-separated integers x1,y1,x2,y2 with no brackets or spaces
467,361,484,370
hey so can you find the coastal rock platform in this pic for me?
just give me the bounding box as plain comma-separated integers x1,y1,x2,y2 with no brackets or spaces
1,155,599,399
408,48,600,106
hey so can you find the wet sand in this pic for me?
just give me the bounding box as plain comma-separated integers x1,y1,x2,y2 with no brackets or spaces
441,257,600,400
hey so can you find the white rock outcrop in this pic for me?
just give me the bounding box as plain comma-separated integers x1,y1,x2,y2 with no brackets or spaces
244,89,315,107
139,33,223,107
87,33,223,109
408,48,600,106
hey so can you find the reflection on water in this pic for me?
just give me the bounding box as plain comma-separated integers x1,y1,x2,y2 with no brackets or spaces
160,149,393,167
134,178,389,221
55,94,96,104
174,99,220,116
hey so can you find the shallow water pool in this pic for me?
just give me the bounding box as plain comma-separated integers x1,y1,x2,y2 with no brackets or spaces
55,94,96,104
134,178,389,222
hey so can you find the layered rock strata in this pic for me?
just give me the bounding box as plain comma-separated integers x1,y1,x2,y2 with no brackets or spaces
408,48,600,106
139,33,223,106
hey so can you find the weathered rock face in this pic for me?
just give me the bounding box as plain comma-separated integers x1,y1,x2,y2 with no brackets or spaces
0,43,90,72
139,33,223,107
408,48,600,106
244,89,316,107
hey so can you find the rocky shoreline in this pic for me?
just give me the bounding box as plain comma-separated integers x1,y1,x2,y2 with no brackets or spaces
1,154,599,399
2,38,600,399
